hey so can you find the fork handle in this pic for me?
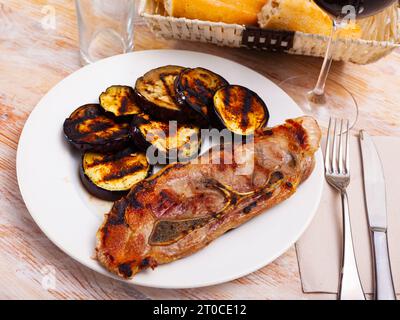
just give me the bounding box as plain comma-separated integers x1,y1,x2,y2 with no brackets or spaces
371,230,396,300
338,191,365,300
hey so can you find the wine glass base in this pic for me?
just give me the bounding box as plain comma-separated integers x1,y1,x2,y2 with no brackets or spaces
279,76,358,129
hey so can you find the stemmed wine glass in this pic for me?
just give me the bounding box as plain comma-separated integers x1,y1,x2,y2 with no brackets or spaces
280,0,398,128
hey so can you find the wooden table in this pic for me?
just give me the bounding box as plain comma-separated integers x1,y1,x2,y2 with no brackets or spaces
1,0,400,300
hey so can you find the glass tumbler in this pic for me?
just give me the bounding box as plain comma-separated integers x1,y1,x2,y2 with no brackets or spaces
75,0,135,65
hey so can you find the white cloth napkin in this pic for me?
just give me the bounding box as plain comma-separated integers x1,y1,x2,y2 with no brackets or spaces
296,135,400,294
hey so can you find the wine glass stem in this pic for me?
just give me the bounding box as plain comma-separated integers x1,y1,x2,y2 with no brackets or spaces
312,20,339,96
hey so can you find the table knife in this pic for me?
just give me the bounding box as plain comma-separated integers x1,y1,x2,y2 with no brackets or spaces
359,131,396,300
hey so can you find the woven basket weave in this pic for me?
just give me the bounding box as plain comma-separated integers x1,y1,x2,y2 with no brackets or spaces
139,0,400,64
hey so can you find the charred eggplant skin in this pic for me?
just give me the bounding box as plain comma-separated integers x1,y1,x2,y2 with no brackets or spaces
131,113,201,163
175,67,228,122
80,147,153,201
134,65,187,121
99,85,141,118
134,65,206,125
63,104,131,153
80,165,129,202
212,85,269,136
130,114,152,153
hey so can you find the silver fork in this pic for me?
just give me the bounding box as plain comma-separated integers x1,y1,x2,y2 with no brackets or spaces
325,118,365,300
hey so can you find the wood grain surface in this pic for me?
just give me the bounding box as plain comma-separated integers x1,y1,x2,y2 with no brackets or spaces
1,0,399,300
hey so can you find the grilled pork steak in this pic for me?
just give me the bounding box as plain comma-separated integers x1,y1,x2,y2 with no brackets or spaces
96,116,321,278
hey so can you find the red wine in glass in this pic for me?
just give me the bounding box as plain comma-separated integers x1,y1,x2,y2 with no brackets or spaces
279,0,398,130
314,0,397,19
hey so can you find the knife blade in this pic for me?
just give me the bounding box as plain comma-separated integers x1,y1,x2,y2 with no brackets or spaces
359,131,387,230
359,131,396,300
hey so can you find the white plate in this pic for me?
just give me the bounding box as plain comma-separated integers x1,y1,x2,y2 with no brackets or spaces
17,50,323,289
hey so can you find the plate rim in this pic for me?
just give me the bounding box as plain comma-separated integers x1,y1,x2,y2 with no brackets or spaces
16,49,324,289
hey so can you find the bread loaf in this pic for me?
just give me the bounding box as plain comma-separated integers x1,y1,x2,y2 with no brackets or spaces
258,0,362,39
164,0,267,25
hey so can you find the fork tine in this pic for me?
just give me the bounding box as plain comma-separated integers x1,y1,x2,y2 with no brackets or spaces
325,118,332,173
331,118,338,174
338,119,344,174
344,119,350,174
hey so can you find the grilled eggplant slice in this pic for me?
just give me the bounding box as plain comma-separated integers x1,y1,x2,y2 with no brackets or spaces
99,85,141,117
131,113,201,162
213,85,269,136
175,67,228,120
80,147,152,201
63,104,131,153
135,65,200,122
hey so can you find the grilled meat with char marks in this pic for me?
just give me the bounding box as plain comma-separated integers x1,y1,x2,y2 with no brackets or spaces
95,116,321,278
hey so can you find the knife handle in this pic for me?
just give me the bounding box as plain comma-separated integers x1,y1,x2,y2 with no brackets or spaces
372,230,396,300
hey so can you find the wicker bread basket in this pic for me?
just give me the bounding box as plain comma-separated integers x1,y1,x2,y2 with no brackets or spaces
139,0,400,64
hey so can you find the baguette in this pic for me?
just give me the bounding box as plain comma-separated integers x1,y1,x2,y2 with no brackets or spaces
258,0,361,39
164,0,267,25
